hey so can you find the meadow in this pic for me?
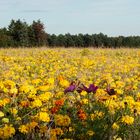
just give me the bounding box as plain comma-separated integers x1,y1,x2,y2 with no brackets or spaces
0,48,140,140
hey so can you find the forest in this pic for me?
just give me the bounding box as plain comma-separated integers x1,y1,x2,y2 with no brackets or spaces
0,19,140,48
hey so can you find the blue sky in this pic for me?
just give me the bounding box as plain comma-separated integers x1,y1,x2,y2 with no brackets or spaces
0,0,140,36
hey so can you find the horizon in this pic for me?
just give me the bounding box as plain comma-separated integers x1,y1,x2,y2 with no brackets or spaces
0,0,140,37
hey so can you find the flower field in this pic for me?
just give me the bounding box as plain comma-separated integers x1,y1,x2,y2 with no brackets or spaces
0,48,140,140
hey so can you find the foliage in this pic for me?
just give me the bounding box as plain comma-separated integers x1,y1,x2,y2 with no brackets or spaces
1,19,140,48
0,19,47,47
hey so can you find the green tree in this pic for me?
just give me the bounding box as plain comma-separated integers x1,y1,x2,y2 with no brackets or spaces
31,20,47,46
8,19,29,47
65,33,75,47
0,28,13,47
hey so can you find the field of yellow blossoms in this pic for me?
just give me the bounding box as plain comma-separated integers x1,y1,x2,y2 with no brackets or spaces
0,48,140,140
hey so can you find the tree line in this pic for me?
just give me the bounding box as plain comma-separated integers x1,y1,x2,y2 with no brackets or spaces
0,19,140,48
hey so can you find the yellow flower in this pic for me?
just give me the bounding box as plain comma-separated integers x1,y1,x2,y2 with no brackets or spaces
55,92,64,98
2,118,9,123
113,135,122,140
16,117,21,121
90,111,104,120
37,85,50,92
38,112,50,122
2,98,10,106
38,92,52,102
19,85,35,94
0,100,3,107
136,92,140,99
31,99,42,108
39,126,48,133
0,111,4,117
51,128,63,136
81,98,88,104
59,79,70,87
10,108,18,115
90,113,96,121
121,115,134,125
105,99,119,114
27,121,38,130
54,114,71,126
87,130,95,136
112,123,119,130
115,89,123,95
2,124,15,138
123,96,135,107
19,125,29,134
50,134,57,140
4,80,15,89
32,79,42,85
9,88,18,95
80,91,87,96
69,127,74,132
48,78,55,85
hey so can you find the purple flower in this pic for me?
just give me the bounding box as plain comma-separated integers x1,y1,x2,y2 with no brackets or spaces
106,86,116,95
77,84,98,93
84,84,98,93
64,84,76,93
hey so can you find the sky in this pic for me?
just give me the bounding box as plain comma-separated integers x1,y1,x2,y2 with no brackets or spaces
0,0,140,36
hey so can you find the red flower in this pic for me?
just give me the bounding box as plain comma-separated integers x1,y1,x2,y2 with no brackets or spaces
55,98,65,106
51,107,60,114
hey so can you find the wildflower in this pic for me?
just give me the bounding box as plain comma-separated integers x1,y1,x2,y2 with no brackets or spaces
0,111,4,117
10,108,18,115
9,88,18,95
16,117,21,121
0,100,3,107
115,89,123,95
112,123,119,130
77,84,98,93
38,92,52,102
113,135,122,140
4,80,15,89
90,111,104,120
48,78,55,85
77,109,87,120
37,85,50,92
31,99,42,108
60,79,70,87
55,98,65,106
69,127,74,132
39,126,48,133
19,85,35,93
54,114,71,126
32,79,42,85
80,91,87,96
87,130,95,136
51,128,63,136
20,100,29,107
106,86,116,96
51,106,60,114
1,124,15,138
90,114,96,121
64,83,76,93
27,121,38,131
85,84,98,93
121,115,134,125
19,125,29,134
2,118,9,123
38,112,50,122
2,98,10,106
81,98,88,104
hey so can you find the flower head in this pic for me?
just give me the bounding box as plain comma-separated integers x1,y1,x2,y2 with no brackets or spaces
64,83,76,93
77,84,98,93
